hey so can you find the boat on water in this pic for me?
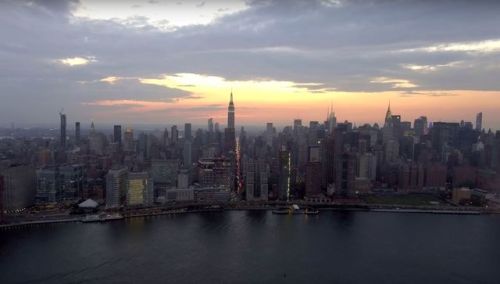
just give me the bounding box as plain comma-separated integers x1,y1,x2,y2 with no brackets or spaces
272,205,320,215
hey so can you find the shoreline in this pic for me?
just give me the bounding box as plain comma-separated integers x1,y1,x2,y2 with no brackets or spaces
0,203,493,230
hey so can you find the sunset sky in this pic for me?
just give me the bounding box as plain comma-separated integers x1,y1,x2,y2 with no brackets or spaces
1,0,500,129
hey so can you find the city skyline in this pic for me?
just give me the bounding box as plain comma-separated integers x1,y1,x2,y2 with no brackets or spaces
1,0,500,128
4,99,488,135
3,2,500,283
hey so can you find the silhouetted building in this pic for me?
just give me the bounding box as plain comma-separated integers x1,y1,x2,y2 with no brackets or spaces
335,152,356,196
208,118,214,133
183,140,192,167
113,125,122,146
431,122,460,161
414,116,428,137
476,112,483,131
228,91,235,129
225,92,236,153
184,123,192,141
60,112,66,149
171,125,179,145
75,122,80,144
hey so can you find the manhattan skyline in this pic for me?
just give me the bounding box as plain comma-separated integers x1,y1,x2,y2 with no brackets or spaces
1,0,500,128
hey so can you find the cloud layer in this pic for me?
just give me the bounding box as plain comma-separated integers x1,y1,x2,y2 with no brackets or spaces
1,0,499,127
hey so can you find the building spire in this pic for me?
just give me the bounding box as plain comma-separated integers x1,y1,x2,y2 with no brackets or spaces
385,100,393,125
227,90,235,129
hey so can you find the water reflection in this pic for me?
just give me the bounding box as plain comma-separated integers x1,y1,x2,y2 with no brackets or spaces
2,212,500,284
245,210,267,224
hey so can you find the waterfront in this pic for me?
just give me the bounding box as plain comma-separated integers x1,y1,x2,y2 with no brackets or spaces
1,211,500,283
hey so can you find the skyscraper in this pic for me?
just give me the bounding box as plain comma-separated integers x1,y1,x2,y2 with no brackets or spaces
326,103,337,133
384,101,392,127
208,118,214,133
60,111,66,149
184,123,192,141
293,119,302,131
183,140,192,168
75,122,80,144
305,146,322,197
124,127,135,152
171,125,179,145
113,125,122,146
414,116,428,137
224,91,236,153
228,91,235,129
278,146,291,201
476,112,483,131
106,168,128,208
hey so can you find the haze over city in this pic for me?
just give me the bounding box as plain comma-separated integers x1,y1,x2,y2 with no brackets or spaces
2,1,500,283
1,0,500,128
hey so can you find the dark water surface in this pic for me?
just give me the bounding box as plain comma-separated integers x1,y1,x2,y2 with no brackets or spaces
1,211,500,283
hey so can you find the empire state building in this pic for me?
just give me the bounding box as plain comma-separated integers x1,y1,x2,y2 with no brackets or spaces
224,91,236,154
228,91,235,129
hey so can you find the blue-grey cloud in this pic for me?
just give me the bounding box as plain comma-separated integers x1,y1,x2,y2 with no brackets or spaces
1,0,500,125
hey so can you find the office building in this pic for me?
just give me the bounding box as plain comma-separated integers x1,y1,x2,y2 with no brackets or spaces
105,168,128,208
126,172,154,207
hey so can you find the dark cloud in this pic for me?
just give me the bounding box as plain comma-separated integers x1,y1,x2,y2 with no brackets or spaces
1,0,500,124
30,0,79,13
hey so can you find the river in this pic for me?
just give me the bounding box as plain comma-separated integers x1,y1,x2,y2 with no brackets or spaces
1,211,500,283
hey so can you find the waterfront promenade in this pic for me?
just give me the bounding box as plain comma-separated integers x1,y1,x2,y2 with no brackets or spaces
0,199,494,230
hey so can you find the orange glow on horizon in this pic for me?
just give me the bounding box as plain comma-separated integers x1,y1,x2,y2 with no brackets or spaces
89,73,500,128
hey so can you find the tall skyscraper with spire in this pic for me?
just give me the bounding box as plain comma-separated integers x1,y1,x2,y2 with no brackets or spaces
384,101,392,127
382,101,395,143
228,91,235,129
224,91,236,154
326,102,337,133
